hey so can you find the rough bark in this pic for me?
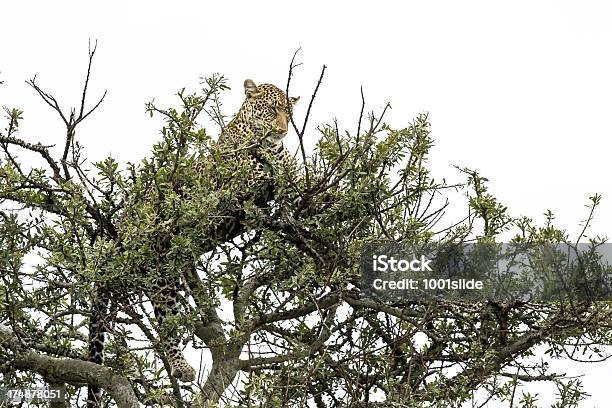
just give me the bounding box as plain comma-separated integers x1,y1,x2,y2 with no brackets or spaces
0,326,138,408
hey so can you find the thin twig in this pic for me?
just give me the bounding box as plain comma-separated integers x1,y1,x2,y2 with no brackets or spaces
356,85,365,144
26,40,107,180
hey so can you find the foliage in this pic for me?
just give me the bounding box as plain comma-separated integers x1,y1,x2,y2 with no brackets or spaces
0,52,611,408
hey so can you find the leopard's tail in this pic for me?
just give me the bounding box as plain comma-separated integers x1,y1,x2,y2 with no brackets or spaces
87,284,109,407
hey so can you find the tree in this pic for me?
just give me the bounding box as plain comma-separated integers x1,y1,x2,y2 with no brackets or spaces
1,46,611,408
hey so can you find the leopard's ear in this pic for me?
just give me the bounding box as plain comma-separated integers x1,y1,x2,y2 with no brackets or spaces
289,96,300,105
244,79,261,98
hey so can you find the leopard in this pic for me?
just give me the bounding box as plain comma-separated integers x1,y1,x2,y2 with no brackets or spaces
86,79,299,407
213,79,300,191
222,79,299,147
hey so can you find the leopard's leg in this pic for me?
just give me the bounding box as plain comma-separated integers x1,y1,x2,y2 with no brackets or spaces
149,276,197,382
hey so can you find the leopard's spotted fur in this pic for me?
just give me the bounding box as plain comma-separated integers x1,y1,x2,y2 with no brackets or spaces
87,79,299,407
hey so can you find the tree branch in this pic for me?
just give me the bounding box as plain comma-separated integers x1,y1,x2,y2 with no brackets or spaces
0,326,138,408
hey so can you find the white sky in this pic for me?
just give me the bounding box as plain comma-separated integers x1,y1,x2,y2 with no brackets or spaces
1,1,611,406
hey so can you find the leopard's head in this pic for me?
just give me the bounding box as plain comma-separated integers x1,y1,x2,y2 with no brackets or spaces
238,79,300,145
